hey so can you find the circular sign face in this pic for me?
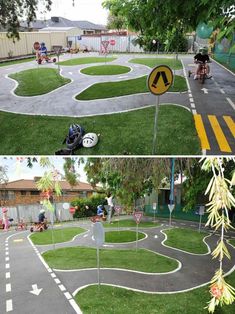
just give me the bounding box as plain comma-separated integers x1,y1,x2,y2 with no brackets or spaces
69,207,76,214
147,65,173,96
33,42,40,50
63,203,70,210
110,39,116,46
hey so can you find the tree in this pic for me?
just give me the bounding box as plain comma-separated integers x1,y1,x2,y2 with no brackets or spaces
102,0,235,48
106,13,127,32
84,158,190,208
0,0,78,39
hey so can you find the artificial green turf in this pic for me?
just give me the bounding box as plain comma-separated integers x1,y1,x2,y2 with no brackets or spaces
29,227,85,245
164,228,209,254
105,230,145,243
0,57,35,67
104,220,160,228
58,57,116,66
80,65,131,75
42,247,178,272
9,68,71,96
76,75,187,100
0,105,201,155
229,239,235,247
75,271,235,314
129,57,183,70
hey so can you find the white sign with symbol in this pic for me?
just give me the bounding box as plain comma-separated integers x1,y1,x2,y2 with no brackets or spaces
168,204,175,213
133,211,143,224
93,222,104,247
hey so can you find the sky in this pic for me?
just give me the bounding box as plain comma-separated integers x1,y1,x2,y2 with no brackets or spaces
37,0,109,25
0,157,88,183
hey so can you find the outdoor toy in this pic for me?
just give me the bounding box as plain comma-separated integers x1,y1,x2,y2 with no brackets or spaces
196,22,213,39
15,219,27,231
64,124,85,150
30,221,48,232
34,41,57,64
82,133,99,148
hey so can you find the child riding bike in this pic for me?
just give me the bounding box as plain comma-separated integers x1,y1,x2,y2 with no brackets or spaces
193,47,212,80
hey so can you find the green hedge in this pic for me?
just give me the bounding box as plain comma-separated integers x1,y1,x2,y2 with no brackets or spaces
71,194,106,218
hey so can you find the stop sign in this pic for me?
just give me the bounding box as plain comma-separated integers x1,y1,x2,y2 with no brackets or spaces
110,39,116,46
69,207,76,214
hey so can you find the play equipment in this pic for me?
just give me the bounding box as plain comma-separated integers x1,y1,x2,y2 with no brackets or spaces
15,219,27,231
34,41,57,65
82,133,99,148
30,220,48,232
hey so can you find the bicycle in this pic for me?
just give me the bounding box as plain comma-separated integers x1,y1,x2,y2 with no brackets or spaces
188,60,211,84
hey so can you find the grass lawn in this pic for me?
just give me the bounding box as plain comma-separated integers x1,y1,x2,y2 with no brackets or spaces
58,57,116,66
75,271,235,314
9,68,71,96
105,230,145,243
0,57,35,67
42,247,178,272
76,75,187,100
129,58,182,70
0,105,201,155
104,220,160,228
229,239,235,247
80,65,131,75
30,227,86,245
164,228,209,254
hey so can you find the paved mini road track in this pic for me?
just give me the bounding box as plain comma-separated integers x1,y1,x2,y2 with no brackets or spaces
0,53,234,154
1,218,235,313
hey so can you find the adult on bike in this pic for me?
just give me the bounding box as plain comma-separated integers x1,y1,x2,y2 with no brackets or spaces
193,47,212,80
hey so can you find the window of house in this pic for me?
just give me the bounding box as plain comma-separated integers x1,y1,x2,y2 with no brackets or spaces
20,191,27,195
30,191,40,195
4,191,15,200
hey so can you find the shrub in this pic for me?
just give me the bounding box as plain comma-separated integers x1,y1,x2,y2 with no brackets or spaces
71,194,106,218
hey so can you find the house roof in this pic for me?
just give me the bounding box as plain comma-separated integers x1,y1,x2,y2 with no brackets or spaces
20,17,107,31
40,27,77,32
0,179,94,191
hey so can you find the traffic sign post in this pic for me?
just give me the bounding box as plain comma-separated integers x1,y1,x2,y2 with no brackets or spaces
198,205,205,233
168,204,175,226
114,206,122,231
133,211,143,251
153,202,157,222
101,40,110,63
147,65,173,154
93,222,104,287
109,39,116,57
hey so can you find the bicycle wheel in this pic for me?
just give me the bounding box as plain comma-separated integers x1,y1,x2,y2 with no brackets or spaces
201,73,206,84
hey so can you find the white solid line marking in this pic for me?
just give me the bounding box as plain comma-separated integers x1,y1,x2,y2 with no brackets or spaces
69,299,83,314
54,278,61,284
51,273,56,278
6,283,11,292
5,257,9,262
226,97,235,111
6,263,10,269
6,299,13,312
6,272,10,279
220,89,225,94
64,292,72,300
59,284,66,292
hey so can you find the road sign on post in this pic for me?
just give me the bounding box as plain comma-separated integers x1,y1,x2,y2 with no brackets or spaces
153,202,157,222
93,222,104,287
147,65,173,154
133,211,143,250
168,204,175,226
198,205,205,232
115,206,122,231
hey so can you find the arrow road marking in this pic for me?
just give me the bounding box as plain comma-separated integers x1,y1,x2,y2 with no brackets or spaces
201,88,208,94
30,284,43,296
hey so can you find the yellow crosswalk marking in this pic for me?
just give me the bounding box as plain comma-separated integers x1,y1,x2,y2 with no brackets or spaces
208,115,232,152
223,116,235,138
194,114,210,150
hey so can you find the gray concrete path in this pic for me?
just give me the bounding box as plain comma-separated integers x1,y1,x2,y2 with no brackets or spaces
0,53,189,117
182,56,235,155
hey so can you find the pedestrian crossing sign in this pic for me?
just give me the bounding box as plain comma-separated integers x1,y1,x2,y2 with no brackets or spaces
147,65,173,95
